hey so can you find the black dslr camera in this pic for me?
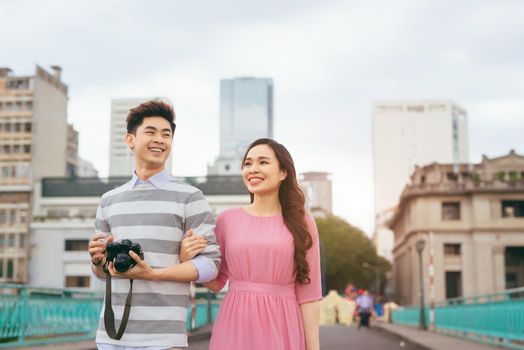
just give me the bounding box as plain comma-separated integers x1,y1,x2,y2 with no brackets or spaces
105,239,144,273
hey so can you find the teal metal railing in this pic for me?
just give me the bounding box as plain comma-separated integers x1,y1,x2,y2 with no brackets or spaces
0,284,219,348
0,284,102,347
392,286,524,349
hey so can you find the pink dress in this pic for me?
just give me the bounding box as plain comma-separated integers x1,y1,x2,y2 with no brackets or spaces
209,207,322,350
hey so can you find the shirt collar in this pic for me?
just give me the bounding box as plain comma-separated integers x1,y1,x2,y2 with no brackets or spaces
131,168,171,189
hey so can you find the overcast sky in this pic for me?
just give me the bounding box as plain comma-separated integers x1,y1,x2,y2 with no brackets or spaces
2,0,523,234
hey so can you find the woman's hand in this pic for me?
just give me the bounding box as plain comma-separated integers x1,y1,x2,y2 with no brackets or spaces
179,229,208,262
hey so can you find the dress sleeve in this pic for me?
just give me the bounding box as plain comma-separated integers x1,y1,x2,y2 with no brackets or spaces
295,215,323,305
214,213,229,291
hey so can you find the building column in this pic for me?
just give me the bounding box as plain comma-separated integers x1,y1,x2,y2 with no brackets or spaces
492,245,505,292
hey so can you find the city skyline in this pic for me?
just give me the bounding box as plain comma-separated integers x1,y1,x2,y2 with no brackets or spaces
2,0,523,234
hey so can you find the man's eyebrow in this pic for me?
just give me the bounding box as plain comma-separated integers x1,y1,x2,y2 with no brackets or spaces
144,126,172,134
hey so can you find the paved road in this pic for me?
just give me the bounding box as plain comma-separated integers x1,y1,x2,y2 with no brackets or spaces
188,325,421,349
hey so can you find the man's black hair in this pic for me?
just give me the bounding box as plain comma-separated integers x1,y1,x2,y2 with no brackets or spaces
126,100,176,135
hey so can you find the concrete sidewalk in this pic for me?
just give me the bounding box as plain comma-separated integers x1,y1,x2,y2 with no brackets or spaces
10,325,213,350
375,322,503,350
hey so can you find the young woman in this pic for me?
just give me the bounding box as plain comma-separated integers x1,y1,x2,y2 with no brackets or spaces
181,138,321,350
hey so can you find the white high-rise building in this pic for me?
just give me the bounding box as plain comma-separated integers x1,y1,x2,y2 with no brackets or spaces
372,99,469,261
300,172,332,217
208,77,273,175
109,98,172,177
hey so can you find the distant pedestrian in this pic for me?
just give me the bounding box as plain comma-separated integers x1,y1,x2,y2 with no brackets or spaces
356,290,374,328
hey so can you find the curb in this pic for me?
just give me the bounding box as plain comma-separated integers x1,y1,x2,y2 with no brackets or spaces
373,323,431,350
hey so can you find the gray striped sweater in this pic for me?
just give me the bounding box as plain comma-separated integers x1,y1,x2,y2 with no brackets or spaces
93,177,221,348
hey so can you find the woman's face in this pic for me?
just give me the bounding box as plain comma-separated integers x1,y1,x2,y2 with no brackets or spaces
242,144,287,197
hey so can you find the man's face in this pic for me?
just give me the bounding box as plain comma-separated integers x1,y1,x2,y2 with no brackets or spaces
126,116,173,168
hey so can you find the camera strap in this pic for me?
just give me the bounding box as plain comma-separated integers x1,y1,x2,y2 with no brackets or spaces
104,272,134,340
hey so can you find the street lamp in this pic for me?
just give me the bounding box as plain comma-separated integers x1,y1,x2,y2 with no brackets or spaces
320,240,327,296
415,239,427,330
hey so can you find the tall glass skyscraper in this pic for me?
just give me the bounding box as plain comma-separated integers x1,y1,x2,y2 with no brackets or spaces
208,77,273,175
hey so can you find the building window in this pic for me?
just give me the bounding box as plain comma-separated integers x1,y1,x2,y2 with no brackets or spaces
444,244,461,256
65,239,88,251
442,202,461,220
25,122,32,132
7,259,14,279
445,271,462,299
23,145,31,153
505,247,524,290
19,235,25,248
0,234,4,247
7,235,15,248
502,200,524,218
19,209,27,223
65,276,90,288
47,209,69,218
406,105,425,112
0,210,6,225
446,172,458,182
9,209,16,225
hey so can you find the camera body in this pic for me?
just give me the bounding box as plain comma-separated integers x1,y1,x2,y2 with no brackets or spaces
106,239,144,273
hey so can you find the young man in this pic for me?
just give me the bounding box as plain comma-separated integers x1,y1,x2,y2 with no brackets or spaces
88,100,220,350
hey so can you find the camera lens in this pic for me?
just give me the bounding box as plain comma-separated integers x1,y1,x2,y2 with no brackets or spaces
114,253,132,273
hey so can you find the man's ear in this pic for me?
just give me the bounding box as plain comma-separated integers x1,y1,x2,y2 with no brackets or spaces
125,133,135,152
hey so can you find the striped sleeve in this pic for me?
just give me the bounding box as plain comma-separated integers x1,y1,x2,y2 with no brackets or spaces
95,203,111,235
184,190,221,271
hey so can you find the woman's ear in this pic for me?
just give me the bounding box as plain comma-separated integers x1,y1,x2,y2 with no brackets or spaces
280,170,288,181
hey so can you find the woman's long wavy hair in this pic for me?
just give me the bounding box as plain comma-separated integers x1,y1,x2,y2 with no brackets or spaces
242,138,313,284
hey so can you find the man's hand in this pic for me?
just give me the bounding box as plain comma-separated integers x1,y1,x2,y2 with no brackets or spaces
107,251,156,280
179,229,208,262
88,233,113,266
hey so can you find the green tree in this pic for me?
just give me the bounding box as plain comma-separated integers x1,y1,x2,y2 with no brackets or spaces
316,215,391,294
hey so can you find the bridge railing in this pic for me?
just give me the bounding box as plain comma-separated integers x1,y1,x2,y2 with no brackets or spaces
392,286,524,349
0,284,218,348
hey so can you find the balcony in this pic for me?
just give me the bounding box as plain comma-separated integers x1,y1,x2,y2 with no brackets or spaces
401,180,524,199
